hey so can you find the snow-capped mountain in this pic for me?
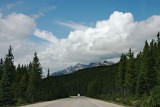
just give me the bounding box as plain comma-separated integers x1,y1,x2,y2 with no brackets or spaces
51,61,114,76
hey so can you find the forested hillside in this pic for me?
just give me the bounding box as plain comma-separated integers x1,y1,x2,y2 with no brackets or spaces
0,33,160,107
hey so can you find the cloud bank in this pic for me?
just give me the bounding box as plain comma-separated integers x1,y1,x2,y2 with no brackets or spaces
0,11,160,75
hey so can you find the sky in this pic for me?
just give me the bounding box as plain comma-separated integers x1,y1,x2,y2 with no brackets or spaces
0,0,160,75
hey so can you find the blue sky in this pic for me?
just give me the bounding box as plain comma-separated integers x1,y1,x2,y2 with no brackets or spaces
1,0,160,39
0,0,160,74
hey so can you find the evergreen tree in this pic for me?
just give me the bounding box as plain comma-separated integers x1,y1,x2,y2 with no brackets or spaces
137,41,150,96
148,78,160,107
0,46,15,106
148,40,158,90
148,33,160,106
6,46,16,83
0,58,3,81
136,38,158,98
125,49,136,95
156,32,160,84
14,65,29,101
118,54,127,98
0,58,3,105
47,68,50,78
87,80,97,96
14,64,22,98
18,71,28,100
26,52,42,102
27,62,32,78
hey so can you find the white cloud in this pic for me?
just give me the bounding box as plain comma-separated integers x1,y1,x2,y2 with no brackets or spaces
34,28,59,43
1,11,160,75
0,12,37,65
32,12,44,19
35,11,160,74
0,13,35,40
57,21,89,30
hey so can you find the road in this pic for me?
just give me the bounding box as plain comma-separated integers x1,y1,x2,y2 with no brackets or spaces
21,96,124,107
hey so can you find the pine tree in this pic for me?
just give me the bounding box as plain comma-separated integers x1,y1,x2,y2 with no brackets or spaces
136,41,150,96
0,46,15,106
0,58,3,81
147,40,158,90
14,65,29,101
19,71,28,100
118,54,127,98
156,32,160,84
47,68,50,78
125,49,136,95
26,52,42,102
0,58,3,105
148,33,160,106
5,46,15,83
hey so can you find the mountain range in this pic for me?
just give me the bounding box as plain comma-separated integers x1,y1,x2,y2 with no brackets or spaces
51,60,114,76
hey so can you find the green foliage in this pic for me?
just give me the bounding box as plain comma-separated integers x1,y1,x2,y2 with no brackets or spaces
16,98,27,106
125,49,136,95
118,54,127,98
0,46,15,106
0,58,3,81
26,52,42,102
148,85,160,107
47,68,50,78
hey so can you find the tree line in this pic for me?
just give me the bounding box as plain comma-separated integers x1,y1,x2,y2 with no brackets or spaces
0,33,160,107
117,33,160,106
0,47,44,106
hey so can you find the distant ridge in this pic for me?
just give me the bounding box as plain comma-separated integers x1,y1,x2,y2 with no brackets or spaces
51,60,114,76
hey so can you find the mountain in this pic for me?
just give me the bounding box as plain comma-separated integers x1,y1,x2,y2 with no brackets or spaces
51,60,114,76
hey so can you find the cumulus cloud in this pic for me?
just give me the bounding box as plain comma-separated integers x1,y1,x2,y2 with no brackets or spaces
34,11,160,74
1,11,160,75
0,12,37,64
0,13,35,40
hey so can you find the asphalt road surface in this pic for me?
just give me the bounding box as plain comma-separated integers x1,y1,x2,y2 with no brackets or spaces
21,96,124,107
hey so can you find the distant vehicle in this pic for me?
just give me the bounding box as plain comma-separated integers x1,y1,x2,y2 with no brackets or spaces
77,94,80,96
